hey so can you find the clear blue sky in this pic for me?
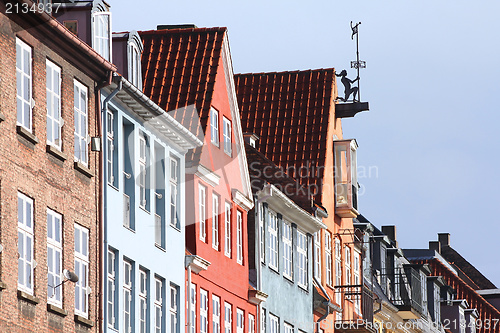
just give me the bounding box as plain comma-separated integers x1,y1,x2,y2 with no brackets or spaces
111,0,500,287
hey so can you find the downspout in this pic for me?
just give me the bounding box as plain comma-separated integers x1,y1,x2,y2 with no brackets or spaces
255,198,262,333
187,264,192,331
314,276,332,333
100,76,122,333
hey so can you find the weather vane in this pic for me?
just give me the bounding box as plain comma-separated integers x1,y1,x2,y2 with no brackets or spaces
336,21,366,103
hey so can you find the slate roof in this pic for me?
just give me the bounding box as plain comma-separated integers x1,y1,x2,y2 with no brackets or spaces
140,27,227,160
234,69,336,202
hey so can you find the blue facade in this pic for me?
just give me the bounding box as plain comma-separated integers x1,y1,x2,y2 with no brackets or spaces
101,75,201,332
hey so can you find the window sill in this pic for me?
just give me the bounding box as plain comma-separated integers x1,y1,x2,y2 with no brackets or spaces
123,225,136,233
17,290,40,304
0,113,5,122
283,275,294,284
155,243,166,252
212,245,219,251
269,266,280,275
74,314,94,327
139,205,150,214
74,161,93,178
211,141,220,148
17,125,39,145
170,224,181,232
46,144,67,161
298,284,309,293
47,303,68,317
0,281,6,290
108,183,119,192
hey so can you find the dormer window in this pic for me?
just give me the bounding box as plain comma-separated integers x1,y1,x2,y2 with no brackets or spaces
127,32,144,89
92,10,111,61
334,139,358,218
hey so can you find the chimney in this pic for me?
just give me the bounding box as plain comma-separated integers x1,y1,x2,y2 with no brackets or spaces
381,225,397,247
438,233,450,247
429,241,441,253
243,133,260,148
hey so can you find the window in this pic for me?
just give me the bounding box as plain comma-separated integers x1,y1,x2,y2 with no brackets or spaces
74,224,89,317
16,38,32,131
128,42,142,88
260,309,266,333
354,251,361,313
124,260,133,333
189,284,196,333
335,238,342,304
107,249,117,328
237,309,244,333
155,277,164,333
170,157,179,228
224,202,231,257
345,246,352,286
259,204,265,263
212,194,220,250
248,314,255,333
284,322,294,333
325,232,333,286
269,314,279,333
334,139,359,217
283,221,292,279
212,295,221,333
236,211,243,264
92,11,111,61
170,284,179,333
268,210,278,270
46,60,62,148
223,116,232,155
211,108,219,146
314,231,321,281
107,111,115,185
139,134,147,208
224,302,232,333
18,193,34,294
139,268,149,333
47,209,62,306
297,230,307,288
200,289,208,333
199,185,206,242
74,80,88,165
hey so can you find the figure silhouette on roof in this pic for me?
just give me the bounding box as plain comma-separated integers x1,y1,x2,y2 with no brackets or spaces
335,70,359,102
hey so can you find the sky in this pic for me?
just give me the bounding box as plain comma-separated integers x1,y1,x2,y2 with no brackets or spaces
110,0,500,287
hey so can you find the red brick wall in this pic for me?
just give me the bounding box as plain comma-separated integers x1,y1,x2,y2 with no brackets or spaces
0,9,101,333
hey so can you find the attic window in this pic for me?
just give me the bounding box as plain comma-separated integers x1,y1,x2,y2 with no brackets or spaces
334,139,359,218
128,42,141,88
92,11,111,61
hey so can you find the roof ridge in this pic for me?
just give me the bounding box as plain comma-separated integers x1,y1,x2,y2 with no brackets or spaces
139,27,227,35
235,67,336,76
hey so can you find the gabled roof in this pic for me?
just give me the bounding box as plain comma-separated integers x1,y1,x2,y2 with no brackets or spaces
234,69,336,201
140,27,226,143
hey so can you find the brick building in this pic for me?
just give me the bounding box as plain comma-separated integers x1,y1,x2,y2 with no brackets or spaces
0,1,115,332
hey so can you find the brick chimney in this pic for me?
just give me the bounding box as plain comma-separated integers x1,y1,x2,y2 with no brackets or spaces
429,241,441,253
438,233,450,247
382,225,397,247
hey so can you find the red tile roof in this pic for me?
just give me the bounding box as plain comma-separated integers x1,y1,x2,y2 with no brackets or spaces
139,27,227,157
234,69,336,202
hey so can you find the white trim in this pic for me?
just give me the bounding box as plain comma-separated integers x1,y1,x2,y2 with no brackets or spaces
212,295,221,333
18,192,34,295
47,209,63,307
212,194,220,250
282,220,292,279
74,80,89,166
236,308,244,333
74,224,90,318
200,289,208,333
297,230,308,288
185,255,211,274
236,211,243,265
231,189,254,212
224,202,232,258
224,302,232,333
186,164,221,187
16,38,33,132
199,184,207,242
46,59,62,148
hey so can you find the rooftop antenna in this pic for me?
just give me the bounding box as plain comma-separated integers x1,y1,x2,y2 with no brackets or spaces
350,21,365,102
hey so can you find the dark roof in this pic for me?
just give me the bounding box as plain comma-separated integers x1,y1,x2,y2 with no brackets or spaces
234,69,336,202
140,27,227,161
440,245,496,290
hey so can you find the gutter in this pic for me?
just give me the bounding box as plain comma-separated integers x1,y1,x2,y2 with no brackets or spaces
100,80,122,333
314,276,333,333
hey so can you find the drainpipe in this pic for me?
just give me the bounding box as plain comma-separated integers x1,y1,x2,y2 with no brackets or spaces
314,276,332,333
187,264,192,331
100,77,122,333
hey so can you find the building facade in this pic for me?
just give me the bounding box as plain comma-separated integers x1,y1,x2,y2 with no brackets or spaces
0,0,115,331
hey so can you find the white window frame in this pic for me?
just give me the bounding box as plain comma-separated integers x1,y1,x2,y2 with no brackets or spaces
212,194,220,250
335,238,342,305
200,289,208,333
92,11,111,61
314,231,321,281
260,309,266,333
155,277,164,333
170,284,179,333
297,230,307,288
74,224,89,317
223,116,232,155
170,157,179,228
211,108,219,146
16,38,33,131
259,204,265,263
190,283,196,333
212,295,221,333
139,268,148,333
124,260,133,333
284,322,294,333
224,202,232,257
107,249,117,328
74,80,88,165
269,314,279,333
128,41,142,88
106,110,115,185
354,250,361,313
224,302,232,333
248,314,255,333
18,193,34,294
47,209,63,306
199,184,206,242
283,220,292,279
325,232,333,287
237,309,244,333
46,59,62,148
268,210,278,271
236,211,243,265
345,246,352,287
139,134,147,208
